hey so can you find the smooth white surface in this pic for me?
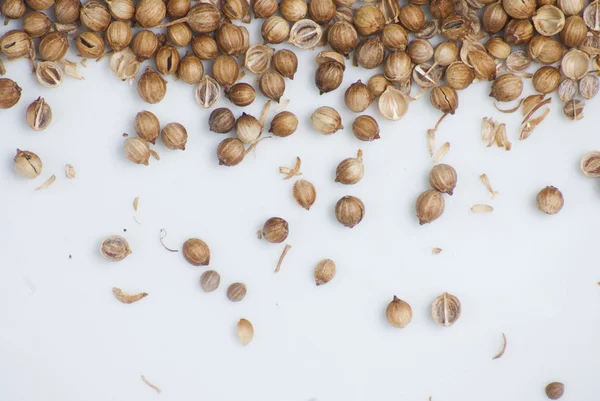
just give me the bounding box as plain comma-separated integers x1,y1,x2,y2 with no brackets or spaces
2,20,600,401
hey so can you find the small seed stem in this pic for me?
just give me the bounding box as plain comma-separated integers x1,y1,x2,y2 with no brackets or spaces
141,375,161,394
275,244,292,273
160,229,179,252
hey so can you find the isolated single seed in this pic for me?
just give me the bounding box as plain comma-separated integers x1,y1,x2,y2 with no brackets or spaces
416,189,445,225
335,150,364,185
545,382,564,400
182,238,210,266
352,115,380,141
200,270,220,292
14,149,42,179
227,282,247,302
26,97,52,131
431,292,461,326
260,217,289,243
314,259,336,285
386,296,413,328
335,195,365,228
100,235,132,262
536,186,564,215
293,179,317,210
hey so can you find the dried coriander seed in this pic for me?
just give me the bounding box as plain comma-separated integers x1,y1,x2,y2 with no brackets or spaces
446,61,475,90
135,0,166,28
259,217,289,243
367,74,392,98
315,61,344,95
407,39,434,64
386,296,413,328
0,79,21,109
430,85,459,114
106,0,134,20
381,23,408,51
155,45,180,75
384,50,412,83
259,71,286,102
200,270,220,292
177,52,204,85
336,150,364,185
545,382,564,400
563,99,584,120
561,49,589,80
273,49,298,79
135,110,160,144
356,36,385,69
314,259,335,285
309,0,336,24
328,21,358,56
124,137,151,166
236,113,262,144
191,35,218,60
209,108,235,134
212,55,240,88
431,292,461,326
344,80,372,113
215,22,244,56
217,138,245,166
106,21,133,52
14,149,42,179
289,19,323,48
195,75,220,108
280,0,307,21
100,235,131,262
312,106,343,134
2,0,26,23
429,164,457,195
490,74,523,102
227,282,247,302
579,74,599,99
244,44,274,74
183,238,210,266
261,15,290,44
39,32,69,61
533,66,561,94
379,86,410,121
26,97,52,131
131,30,159,61
293,179,316,210
399,4,425,31
138,67,167,104
335,195,365,228
486,37,511,59
558,78,577,102
23,11,53,38
161,122,187,150
352,115,380,141
225,82,256,107
561,15,587,48
580,151,600,177
536,186,564,215
75,31,105,58
80,0,111,32
416,189,444,225
269,111,298,137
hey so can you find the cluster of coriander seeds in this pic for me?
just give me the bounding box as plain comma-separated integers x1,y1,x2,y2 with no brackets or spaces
416,163,457,225
124,110,189,165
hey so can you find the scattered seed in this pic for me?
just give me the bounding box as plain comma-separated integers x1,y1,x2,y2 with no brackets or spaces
133,197,139,212
492,333,507,360
480,174,499,199
35,175,56,191
227,282,247,302
141,375,161,394
274,244,292,273
112,287,148,304
432,247,442,255
65,164,76,179
237,318,254,346
471,204,494,213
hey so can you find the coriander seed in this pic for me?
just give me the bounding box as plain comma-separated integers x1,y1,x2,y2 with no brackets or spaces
490,74,523,102
260,217,289,243
39,32,68,61
0,30,32,60
26,97,52,131
384,50,412,83
446,61,475,90
309,0,336,24
100,235,131,262
195,75,220,108
227,282,247,302
244,44,274,74
416,189,444,225
328,21,358,56
386,296,413,328
399,4,425,31
270,111,298,137
545,382,565,400
161,122,187,150
132,30,159,61
367,74,392,98
580,151,600,177
212,55,240,88
236,113,262,144
579,74,599,100
429,164,457,195
80,0,111,32
430,85,458,114
273,49,298,79
344,80,372,113
536,186,564,215
381,23,408,51
289,19,323,48
155,45,180,75
14,149,42,179
191,35,218,60
215,22,244,56
167,22,192,47
23,11,53,38
407,39,434,64
217,138,245,166
335,195,365,228
178,52,204,84
106,20,132,52
75,31,105,59
0,78,22,109
135,0,166,28
221,0,249,21
314,259,335,285
336,150,364,185
532,66,561,94
253,0,277,18
560,15,587,48
226,83,256,107
315,61,344,95
124,137,151,165
503,0,535,19
138,67,167,104
209,108,235,134
432,292,461,326
352,115,380,141
261,15,290,44
200,270,220,292
312,106,343,134
293,179,316,210
105,0,134,20
259,71,286,102
135,110,160,144
356,36,386,69
183,238,210,266
280,0,307,21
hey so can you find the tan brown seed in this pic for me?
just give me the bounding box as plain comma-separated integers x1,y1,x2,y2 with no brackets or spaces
227,282,247,302
260,217,289,243
335,195,365,228
429,164,457,195
138,67,167,104
135,110,160,144
209,108,236,134
336,150,364,185
536,186,564,215
490,74,523,102
580,151,600,177
545,382,564,400
314,259,335,285
386,296,413,328
14,149,42,179
269,111,298,137
273,49,298,79
312,106,343,134
352,115,380,141
25,97,52,131
416,189,444,225
431,292,461,326
293,179,317,210
200,270,220,292
100,235,131,262
217,138,245,166
183,238,210,266
124,137,151,166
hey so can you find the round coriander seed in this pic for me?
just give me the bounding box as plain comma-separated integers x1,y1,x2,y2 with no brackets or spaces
14,149,42,179
429,164,457,195
183,238,210,266
335,195,365,228
217,138,245,166
293,179,317,210
209,108,235,134
161,122,187,150
100,235,132,262
227,282,247,302
536,186,564,215
200,270,220,292
26,97,52,131
135,110,160,144
314,259,336,285
386,296,413,328
545,382,564,400
259,217,289,243
335,150,364,185
416,189,444,225
352,115,380,141
269,111,298,137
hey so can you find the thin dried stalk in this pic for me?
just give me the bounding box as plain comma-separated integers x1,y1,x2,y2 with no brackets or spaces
275,244,292,273
150,150,160,160
520,107,550,140
432,247,442,255
259,100,272,127
494,98,523,114
0,59,5,75
141,375,161,394
274,98,290,112
35,175,56,191
471,204,494,213
280,157,302,179
492,333,507,360
112,287,148,304
479,174,498,199
65,164,76,179
433,142,450,162
159,229,178,252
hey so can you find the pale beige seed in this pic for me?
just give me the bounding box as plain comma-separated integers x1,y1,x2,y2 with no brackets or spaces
580,151,600,177
386,296,412,328
200,270,220,292
65,164,76,179
35,174,56,191
237,318,254,346
112,287,148,304
314,259,336,285
471,204,494,213
431,292,461,327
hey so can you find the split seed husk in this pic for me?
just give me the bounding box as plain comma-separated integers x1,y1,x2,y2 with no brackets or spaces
100,235,131,262
431,292,461,326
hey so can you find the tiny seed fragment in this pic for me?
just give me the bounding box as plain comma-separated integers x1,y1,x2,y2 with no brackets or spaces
471,204,494,213
133,196,139,211
35,174,56,191
432,247,442,254
480,174,498,198
237,318,254,346
433,142,450,162
65,164,76,179
112,287,148,304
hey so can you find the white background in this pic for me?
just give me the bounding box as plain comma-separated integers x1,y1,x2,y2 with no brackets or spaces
1,17,600,401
